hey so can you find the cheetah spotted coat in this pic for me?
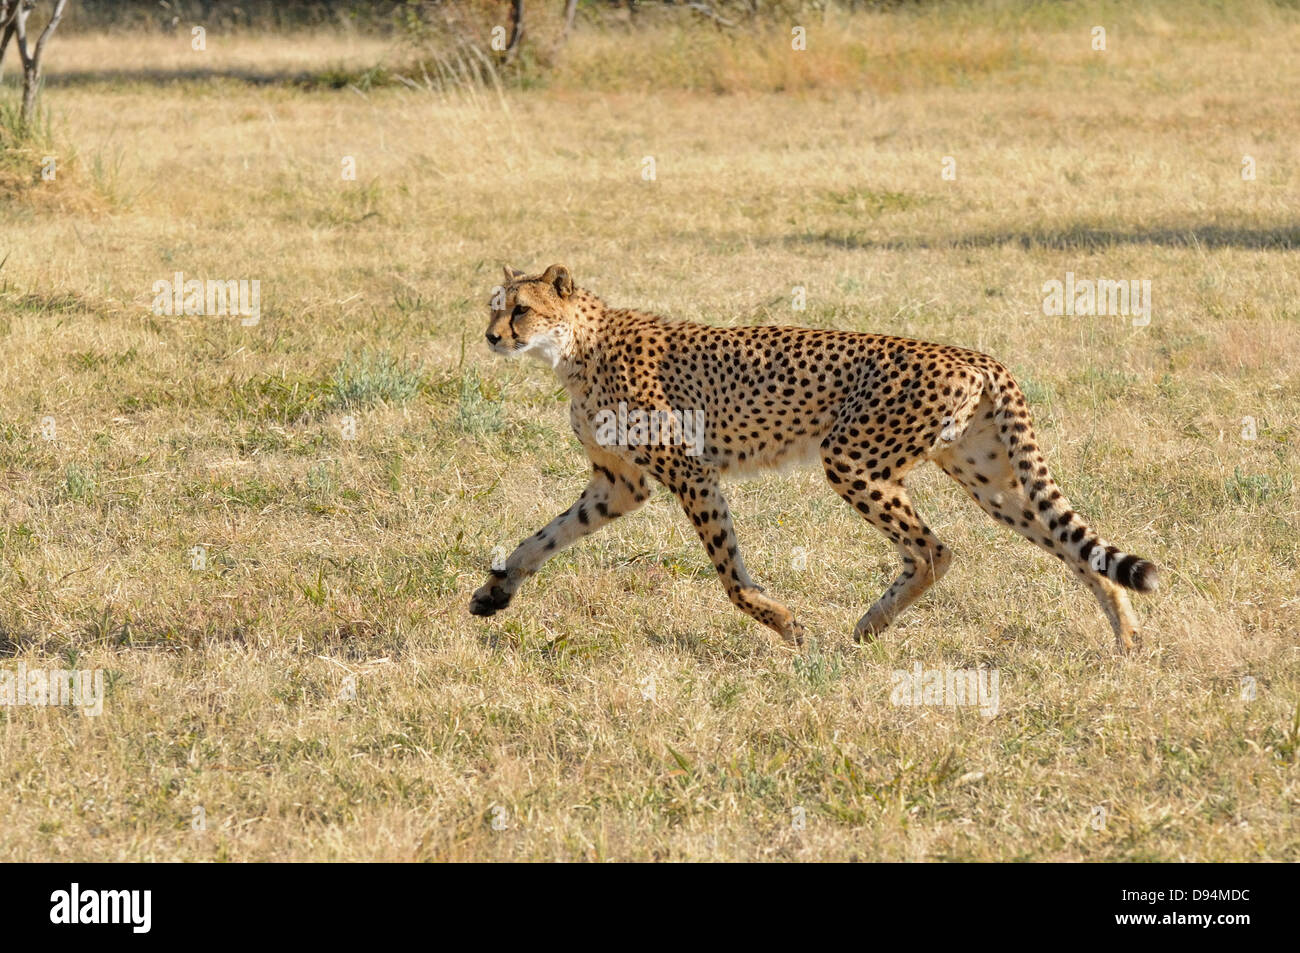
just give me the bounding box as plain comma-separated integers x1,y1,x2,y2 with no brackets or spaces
470,265,1158,650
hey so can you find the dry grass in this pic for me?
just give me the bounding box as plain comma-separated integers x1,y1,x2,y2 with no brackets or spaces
0,2,1296,860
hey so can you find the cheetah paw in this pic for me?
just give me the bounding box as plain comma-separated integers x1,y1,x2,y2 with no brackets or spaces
469,583,512,617
786,620,807,648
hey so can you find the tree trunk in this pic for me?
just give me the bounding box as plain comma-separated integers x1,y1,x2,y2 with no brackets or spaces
15,0,33,119
21,59,38,120
562,0,578,38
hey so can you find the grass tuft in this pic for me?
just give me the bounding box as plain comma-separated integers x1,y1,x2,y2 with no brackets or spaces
329,350,424,410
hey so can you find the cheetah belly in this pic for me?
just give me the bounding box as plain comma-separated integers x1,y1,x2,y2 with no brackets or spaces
712,430,828,480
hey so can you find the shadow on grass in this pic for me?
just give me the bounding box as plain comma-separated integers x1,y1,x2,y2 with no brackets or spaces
782,224,1300,252
45,66,385,90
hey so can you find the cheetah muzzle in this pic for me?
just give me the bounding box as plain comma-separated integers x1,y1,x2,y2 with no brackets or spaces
468,264,1159,652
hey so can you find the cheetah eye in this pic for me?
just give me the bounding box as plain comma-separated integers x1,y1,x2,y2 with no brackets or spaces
510,305,528,323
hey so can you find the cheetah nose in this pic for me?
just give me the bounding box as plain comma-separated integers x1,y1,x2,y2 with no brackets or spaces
486,332,502,346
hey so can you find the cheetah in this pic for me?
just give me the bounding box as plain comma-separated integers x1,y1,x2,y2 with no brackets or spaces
469,264,1159,650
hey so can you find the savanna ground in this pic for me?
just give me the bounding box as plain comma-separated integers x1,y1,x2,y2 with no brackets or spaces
0,1,1297,861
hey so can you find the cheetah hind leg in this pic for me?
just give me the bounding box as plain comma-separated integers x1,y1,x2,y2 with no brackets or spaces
930,404,1142,651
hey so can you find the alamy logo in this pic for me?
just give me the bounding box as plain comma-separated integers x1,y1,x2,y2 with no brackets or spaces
593,402,705,456
50,883,151,933
0,664,103,716
151,271,261,326
890,663,999,717
1042,272,1151,326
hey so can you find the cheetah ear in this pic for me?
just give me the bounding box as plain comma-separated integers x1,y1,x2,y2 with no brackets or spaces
502,264,525,284
541,264,574,299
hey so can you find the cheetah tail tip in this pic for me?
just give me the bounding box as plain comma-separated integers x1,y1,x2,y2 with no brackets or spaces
1121,557,1159,593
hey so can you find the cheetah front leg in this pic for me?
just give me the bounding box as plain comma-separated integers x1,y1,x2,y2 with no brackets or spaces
820,444,951,642
668,468,805,648
469,451,650,617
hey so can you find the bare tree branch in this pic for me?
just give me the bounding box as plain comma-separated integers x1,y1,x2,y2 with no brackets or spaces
12,0,69,124
31,0,66,68
504,0,525,64
0,0,20,81
13,0,32,70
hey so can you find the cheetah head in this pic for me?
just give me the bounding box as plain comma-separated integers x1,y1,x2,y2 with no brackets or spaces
485,264,577,368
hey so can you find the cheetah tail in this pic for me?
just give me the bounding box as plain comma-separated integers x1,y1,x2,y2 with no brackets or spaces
980,369,1159,594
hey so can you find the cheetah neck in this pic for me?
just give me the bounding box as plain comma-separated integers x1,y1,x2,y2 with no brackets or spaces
543,288,610,393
